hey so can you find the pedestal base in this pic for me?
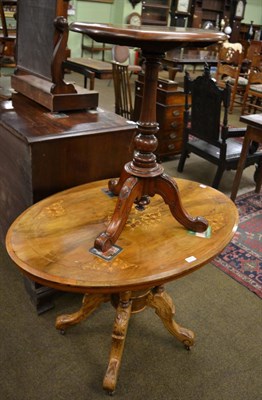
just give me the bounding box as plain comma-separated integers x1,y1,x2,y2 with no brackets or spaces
56,286,195,394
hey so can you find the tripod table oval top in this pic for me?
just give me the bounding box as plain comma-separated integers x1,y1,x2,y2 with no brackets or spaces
69,23,227,52
6,178,238,394
6,178,237,293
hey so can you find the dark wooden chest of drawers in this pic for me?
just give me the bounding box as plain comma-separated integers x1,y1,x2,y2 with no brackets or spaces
0,93,136,245
134,75,188,160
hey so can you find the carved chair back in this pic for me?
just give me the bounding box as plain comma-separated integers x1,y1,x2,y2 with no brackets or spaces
112,45,130,64
242,67,262,114
112,45,142,76
184,66,230,146
245,41,262,62
178,66,262,189
219,45,243,65
215,46,244,113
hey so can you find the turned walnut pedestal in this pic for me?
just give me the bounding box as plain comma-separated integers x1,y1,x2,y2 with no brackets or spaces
6,178,237,394
69,23,227,253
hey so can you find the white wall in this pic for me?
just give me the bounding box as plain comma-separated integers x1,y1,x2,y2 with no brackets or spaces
243,0,262,25
67,0,142,58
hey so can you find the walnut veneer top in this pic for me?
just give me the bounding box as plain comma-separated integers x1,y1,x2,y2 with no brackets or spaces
69,23,227,52
6,179,238,294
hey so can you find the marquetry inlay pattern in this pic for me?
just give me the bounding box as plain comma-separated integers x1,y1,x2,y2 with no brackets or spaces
106,206,162,231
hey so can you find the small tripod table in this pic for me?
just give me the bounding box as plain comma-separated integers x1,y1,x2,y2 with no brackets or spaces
69,23,226,252
231,114,262,201
6,178,237,394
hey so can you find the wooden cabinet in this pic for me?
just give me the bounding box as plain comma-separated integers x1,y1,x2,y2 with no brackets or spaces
141,0,171,26
0,0,16,62
134,74,188,160
190,0,232,29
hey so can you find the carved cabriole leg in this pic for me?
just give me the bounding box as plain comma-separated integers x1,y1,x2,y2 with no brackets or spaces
103,291,132,394
95,177,143,252
147,286,195,350
108,166,132,196
154,173,208,232
55,293,110,333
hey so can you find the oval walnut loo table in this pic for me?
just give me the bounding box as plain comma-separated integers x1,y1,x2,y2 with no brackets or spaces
6,25,236,395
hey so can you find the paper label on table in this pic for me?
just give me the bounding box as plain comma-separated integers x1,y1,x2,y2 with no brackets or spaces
89,245,123,261
188,225,212,238
101,188,115,198
185,256,197,263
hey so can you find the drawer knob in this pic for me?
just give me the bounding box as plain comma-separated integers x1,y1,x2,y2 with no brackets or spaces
168,144,175,150
170,122,178,129
169,132,177,139
172,110,180,117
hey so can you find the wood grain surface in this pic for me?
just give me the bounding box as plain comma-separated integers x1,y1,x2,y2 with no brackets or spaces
6,178,238,293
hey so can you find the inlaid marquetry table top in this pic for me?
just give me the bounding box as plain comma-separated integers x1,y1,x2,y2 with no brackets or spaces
6,178,237,294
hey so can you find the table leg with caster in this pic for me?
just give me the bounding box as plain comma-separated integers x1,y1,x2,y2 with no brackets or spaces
55,293,110,333
147,286,195,350
103,291,132,395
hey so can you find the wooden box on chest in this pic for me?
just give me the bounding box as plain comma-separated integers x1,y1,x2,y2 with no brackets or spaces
134,74,188,159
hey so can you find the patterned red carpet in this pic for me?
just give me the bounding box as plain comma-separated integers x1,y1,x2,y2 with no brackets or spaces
212,191,262,298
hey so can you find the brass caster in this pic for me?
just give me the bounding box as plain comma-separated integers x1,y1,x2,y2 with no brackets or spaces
184,342,192,351
105,390,114,396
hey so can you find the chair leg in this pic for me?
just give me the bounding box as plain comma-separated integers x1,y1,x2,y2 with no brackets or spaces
212,165,225,189
254,162,262,194
177,150,188,173
241,90,249,114
229,92,235,114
